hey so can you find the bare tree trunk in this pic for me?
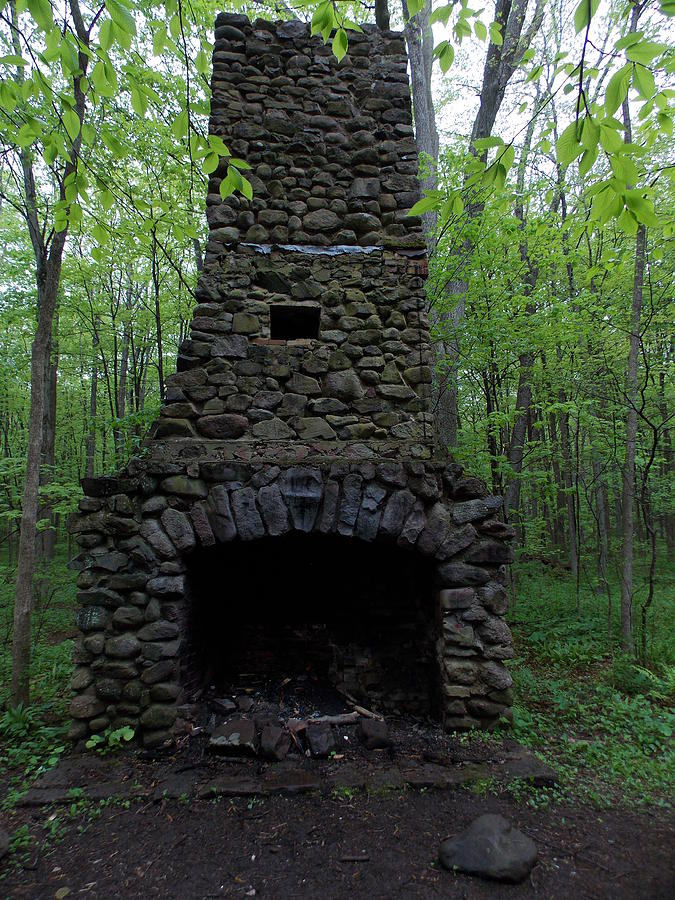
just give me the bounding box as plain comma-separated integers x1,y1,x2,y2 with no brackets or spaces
592,452,610,593
152,231,165,400
620,223,645,655
375,0,390,30
36,314,59,564
12,264,64,706
85,324,98,479
11,0,89,707
619,14,643,655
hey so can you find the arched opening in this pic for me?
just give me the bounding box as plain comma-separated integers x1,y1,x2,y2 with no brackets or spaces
185,533,440,717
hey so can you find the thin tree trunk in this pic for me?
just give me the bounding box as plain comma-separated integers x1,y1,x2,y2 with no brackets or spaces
85,325,98,479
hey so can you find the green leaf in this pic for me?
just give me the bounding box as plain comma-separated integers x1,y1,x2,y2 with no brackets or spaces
501,143,515,170
409,196,439,216
239,175,253,201
556,120,583,165
626,41,667,65
525,65,543,84
195,48,209,74
228,158,251,170
27,0,53,31
105,0,136,37
489,22,503,46
599,122,623,153
62,106,80,141
152,27,166,57
0,55,29,67
618,207,638,235
130,85,147,117
605,64,631,116
578,145,598,177
208,134,230,157
100,190,114,211
172,110,188,140
169,14,181,40
633,64,655,100
657,111,673,135
574,0,600,35
436,42,455,73
474,20,487,41
202,151,219,175
332,28,348,63
473,136,504,151
407,0,425,15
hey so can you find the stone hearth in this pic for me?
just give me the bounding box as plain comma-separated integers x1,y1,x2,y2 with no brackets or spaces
69,13,515,748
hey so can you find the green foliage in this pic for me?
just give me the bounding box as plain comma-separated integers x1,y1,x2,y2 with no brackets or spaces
502,564,674,808
85,725,135,753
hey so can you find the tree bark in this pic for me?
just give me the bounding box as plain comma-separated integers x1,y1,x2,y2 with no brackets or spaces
11,0,90,706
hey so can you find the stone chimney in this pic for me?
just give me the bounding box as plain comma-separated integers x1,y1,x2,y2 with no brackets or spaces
69,14,514,749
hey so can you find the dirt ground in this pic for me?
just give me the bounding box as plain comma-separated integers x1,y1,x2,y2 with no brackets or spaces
2,751,673,899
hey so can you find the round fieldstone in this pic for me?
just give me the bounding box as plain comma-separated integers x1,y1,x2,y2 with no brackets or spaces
439,814,538,883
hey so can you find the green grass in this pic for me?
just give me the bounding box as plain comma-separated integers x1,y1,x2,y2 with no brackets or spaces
504,560,675,808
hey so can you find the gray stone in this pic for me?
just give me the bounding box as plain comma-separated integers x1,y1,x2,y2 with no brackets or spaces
325,370,364,401
112,606,144,629
140,704,177,729
138,620,179,641
160,477,208,500
306,722,336,758
358,718,391,750
161,508,196,552
191,503,216,547
380,489,415,538
211,334,248,358
258,484,290,536
70,694,106,720
209,719,257,755
438,563,491,587
465,539,514,565
146,575,185,597
438,814,538,883
140,519,176,558
452,497,502,524
196,414,248,439
207,485,237,542
252,417,295,439
141,660,177,685
260,725,292,761
355,483,387,541
337,474,363,536
76,606,110,633
105,634,141,659
303,209,340,232
398,500,426,547
294,417,337,440
231,487,265,540
280,467,323,532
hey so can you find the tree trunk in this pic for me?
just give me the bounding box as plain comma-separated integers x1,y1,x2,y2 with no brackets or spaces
620,224,645,655
85,326,98,479
11,262,63,706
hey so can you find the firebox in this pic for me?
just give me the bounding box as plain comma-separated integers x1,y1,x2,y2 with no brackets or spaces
69,13,515,748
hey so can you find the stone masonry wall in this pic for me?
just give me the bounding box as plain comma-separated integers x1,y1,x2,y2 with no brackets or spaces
205,16,425,249
68,13,516,749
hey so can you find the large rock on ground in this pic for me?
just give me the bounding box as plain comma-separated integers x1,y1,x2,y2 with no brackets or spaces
438,814,537,883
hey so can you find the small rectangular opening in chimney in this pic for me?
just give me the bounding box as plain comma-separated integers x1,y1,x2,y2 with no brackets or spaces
270,304,320,340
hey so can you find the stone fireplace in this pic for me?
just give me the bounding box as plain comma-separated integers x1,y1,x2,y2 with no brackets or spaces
69,13,515,748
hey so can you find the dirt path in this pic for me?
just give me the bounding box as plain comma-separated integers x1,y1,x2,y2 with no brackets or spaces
3,787,674,898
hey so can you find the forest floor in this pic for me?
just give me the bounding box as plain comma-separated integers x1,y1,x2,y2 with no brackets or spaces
1,560,673,897
1,729,674,899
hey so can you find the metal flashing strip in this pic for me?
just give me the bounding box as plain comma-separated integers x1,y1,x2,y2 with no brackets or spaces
241,243,383,256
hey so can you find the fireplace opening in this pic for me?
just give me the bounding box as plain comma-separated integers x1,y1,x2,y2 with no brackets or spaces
185,534,440,717
269,304,321,340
